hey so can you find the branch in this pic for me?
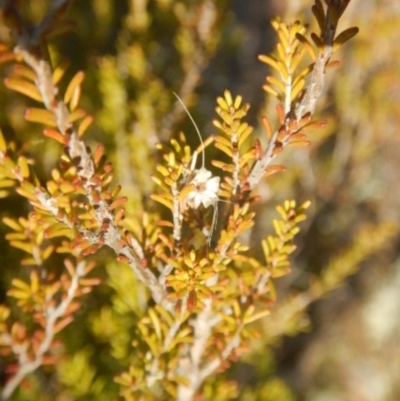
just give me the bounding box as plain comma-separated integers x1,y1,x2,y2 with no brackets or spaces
248,0,343,190
176,298,221,401
1,261,86,400
3,7,172,309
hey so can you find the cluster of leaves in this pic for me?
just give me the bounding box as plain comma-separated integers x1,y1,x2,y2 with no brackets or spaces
0,208,99,399
0,1,362,400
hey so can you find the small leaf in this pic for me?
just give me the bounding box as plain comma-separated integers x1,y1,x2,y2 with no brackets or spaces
69,84,81,111
53,59,71,85
94,144,105,166
25,108,57,126
277,26,289,51
157,220,174,228
326,60,340,70
262,84,280,99
43,129,68,144
17,156,30,179
68,108,86,123
266,75,286,94
243,309,270,325
64,71,85,105
258,54,280,71
333,27,359,52
151,194,173,211
276,104,285,125
290,78,305,102
296,33,317,61
216,96,229,111
109,196,128,211
45,225,73,239
310,32,323,49
78,115,93,137
0,178,16,189
223,90,233,107
2,217,22,232
233,95,243,109
238,125,254,148
12,65,36,81
148,308,162,339
312,1,326,34
187,290,197,312
15,186,38,202
287,140,311,147
214,134,232,149
0,52,16,64
264,164,286,177
9,241,34,254
53,316,74,334
214,142,233,157
4,78,42,102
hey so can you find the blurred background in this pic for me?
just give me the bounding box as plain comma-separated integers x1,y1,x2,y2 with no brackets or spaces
0,0,399,400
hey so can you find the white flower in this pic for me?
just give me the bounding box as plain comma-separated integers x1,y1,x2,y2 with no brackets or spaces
185,168,220,209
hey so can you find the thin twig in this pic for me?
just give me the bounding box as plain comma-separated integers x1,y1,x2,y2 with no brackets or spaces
248,1,340,190
1,261,86,400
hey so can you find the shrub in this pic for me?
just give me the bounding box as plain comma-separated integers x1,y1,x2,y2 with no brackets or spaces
0,1,388,400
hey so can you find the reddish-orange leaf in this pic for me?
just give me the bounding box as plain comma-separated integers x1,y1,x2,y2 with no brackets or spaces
276,104,285,125
265,164,286,177
272,145,284,156
158,232,174,248
0,52,16,64
254,139,264,160
289,133,307,141
12,64,36,81
277,130,287,141
41,356,57,366
316,120,327,128
116,254,130,263
53,316,74,334
65,302,81,316
287,140,311,147
82,244,100,256
262,116,272,140
80,287,94,295
114,208,125,225
325,60,340,70
109,196,128,211
187,289,197,312
94,144,104,165
64,259,76,276
79,278,101,286
157,220,174,228
43,129,68,144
